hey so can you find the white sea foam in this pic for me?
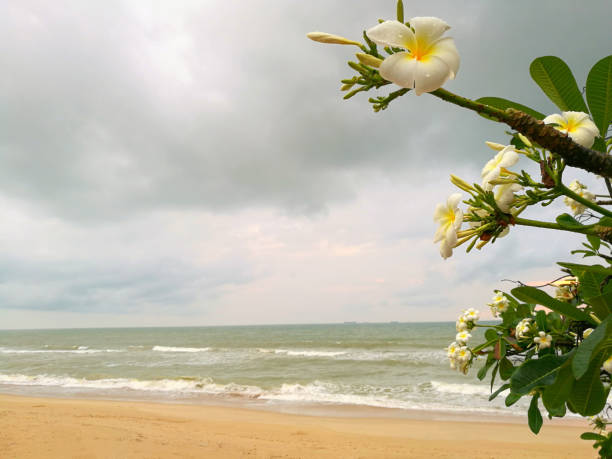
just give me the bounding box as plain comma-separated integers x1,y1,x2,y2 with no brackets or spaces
152,346,211,353
0,348,122,354
429,381,490,396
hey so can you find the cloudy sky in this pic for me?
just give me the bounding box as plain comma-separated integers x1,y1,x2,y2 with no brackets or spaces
1,1,611,329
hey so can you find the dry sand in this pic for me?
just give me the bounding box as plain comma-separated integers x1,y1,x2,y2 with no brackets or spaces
0,394,595,458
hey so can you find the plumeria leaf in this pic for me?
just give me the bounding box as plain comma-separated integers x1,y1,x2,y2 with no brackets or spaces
587,234,601,252
511,286,591,322
499,357,515,380
558,262,612,276
568,351,608,416
529,56,588,112
586,55,612,137
542,363,573,417
475,96,544,121
489,383,510,401
528,395,543,434
572,317,612,379
593,136,607,153
505,392,521,407
556,213,585,230
580,432,607,442
510,352,572,395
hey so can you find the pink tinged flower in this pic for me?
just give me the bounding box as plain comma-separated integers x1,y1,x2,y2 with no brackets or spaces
481,145,519,190
433,193,463,259
543,111,599,148
366,17,459,95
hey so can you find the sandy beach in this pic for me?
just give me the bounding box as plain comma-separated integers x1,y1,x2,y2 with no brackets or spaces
0,394,595,458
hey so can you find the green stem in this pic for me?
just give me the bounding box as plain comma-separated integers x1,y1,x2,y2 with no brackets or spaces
431,88,510,122
557,183,612,218
514,217,596,235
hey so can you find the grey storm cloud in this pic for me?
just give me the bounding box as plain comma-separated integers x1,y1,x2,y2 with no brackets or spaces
1,1,611,327
1,0,608,221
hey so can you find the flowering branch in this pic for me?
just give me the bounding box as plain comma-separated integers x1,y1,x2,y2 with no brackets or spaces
431,89,612,178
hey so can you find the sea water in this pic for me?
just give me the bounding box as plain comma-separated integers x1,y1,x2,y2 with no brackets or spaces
0,323,531,415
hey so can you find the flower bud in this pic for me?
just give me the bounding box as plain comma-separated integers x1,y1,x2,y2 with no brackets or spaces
307,32,361,46
450,174,475,192
603,355,612,373
355,53,383,68
517,133,532,148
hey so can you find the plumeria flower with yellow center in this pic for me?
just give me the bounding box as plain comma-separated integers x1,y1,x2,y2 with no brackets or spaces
446,341,459,358
481,144,520,190
564,180,596,216
456,316,468,332
603,355,612,373
366,17,459,95
456,330,471,345
456,346,471,374
515,318,533,340
433,193,463,259
543,111,599,148
533,331,552,350
463,308,479,323
488,292,509,317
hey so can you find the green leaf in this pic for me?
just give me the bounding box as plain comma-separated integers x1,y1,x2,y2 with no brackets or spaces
535,310,547,332
572,317,612,379
485,329,499,341
580,432,607,441
489,383,510,401
587,234,602,251
557,213,585,230
505,392,521,407
477,354,496,381
530,56,588,112
511,286,591,322
569,351,607,416
528,395,543,434
510,353,571,395
558,262,612,276
593,136,607,153
499,357,515,380
585,290,612,320
475,96,545,120
586,56,612,137
542,363,573,417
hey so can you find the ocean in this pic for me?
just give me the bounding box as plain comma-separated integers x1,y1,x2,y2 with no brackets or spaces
0,322,531,416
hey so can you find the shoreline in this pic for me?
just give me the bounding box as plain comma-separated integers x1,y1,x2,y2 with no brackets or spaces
0,386,585,425
0,393,594,458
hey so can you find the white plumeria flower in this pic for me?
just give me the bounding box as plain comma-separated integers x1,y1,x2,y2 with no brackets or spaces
456,330,471,345
603,355,612,373
564,180,596,216
366,17,459,95
488,292,509,317
543,111,599,148
533,331,552,350
433,193,463,259
446,341,459,357
515,318,532,339
456,316,468,331
481,145,520,190
456,346,471,363
494,183,522,213
463,308,480,322
555,285,576,301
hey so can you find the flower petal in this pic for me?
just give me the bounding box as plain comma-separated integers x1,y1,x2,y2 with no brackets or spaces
447,193,463,209
569,126,597,148
439,239,452,259
409,17,450,44
412,56,451,95
429,37,459,79
366,20,415,49
379,52,418,89
543,113,565,127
